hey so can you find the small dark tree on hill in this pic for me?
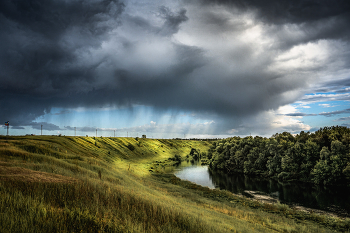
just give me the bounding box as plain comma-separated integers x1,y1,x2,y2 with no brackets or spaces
171,154,182,163
127,144,135,151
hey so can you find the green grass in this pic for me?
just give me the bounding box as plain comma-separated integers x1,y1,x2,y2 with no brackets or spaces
0,136,349,232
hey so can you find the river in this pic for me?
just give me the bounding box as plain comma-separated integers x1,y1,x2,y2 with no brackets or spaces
174,162,350,217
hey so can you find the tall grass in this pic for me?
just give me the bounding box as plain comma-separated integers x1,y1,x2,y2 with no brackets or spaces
0,136,348,232
0,179,213,233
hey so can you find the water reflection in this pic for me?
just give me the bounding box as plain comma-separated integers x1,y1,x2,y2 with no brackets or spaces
174,164,350,216
175,164,215,189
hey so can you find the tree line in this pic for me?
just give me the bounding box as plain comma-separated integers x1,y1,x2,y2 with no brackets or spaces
207,126,350,186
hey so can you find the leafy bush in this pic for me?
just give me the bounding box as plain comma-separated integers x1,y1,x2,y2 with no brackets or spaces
127,144,135,151
170,154,182,163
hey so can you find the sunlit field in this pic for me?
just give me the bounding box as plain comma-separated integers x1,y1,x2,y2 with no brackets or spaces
0,136,349,232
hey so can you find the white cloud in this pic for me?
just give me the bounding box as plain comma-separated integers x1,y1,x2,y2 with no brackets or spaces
227,104,311,137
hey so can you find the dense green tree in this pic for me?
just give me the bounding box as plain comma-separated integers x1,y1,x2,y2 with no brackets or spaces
207,126,350,186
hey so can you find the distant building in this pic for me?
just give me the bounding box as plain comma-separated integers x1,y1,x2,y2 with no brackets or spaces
142,135,146,138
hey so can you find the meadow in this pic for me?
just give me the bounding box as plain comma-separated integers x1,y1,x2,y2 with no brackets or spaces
0,135,349,232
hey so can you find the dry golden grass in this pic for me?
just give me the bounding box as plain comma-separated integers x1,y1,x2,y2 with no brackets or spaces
0,164,77,183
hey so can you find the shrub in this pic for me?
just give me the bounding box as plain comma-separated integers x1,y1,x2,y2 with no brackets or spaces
127,144,135,151
170,154,181,163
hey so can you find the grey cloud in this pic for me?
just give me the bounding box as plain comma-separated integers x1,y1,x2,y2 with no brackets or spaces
0,0,124,94
300,93,350,103
122,6,188,36
65,126,96,132
283,109,350,117
158,6,188,35
194,0,350,24
319,108,350,117
1,0,350,136
203,11,230,26
193,0,350,50
9,126,25,130
0,92,52,127
284,113,317,116
125,15,155,32
31,122,62,131
0,0,124,125
312,79,350,94
335,116,350,121
65,126,116,132
52,110,71,116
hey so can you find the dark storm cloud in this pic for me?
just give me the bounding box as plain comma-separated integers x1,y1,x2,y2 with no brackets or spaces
194,0,350,50
124,6,188,36
0,0,124,126
1,0,350,135
0,91,53,126
158,6,188,36
194,0,350,24
31,122,61,131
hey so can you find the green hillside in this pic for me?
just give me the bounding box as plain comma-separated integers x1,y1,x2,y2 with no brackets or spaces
0,136,348,232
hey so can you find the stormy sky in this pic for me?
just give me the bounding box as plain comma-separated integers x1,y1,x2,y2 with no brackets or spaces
1,0,350,138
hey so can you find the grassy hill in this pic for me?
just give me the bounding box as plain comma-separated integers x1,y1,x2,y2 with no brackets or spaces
0,136,349,232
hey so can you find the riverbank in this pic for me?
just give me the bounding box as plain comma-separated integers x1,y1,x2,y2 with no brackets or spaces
160,172,350,232
172,159,350,219
1,136,349,232
243,190,349,219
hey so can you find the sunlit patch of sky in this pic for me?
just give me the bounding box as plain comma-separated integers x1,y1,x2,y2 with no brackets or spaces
291,92,350,130
32,106,214,138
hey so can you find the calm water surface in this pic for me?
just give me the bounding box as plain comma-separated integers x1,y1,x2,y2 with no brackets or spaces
174,163,350,216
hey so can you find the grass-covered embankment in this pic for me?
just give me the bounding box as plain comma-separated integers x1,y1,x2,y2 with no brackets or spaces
0,136,349,232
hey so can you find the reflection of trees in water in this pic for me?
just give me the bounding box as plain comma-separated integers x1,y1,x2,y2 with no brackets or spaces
208,168,350,214
209,169,274,194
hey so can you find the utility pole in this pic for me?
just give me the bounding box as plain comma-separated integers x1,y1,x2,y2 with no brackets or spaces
5,121,9,136
114,130,115,137
41,124,42,136
75,127,76,136
96,129,97,137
